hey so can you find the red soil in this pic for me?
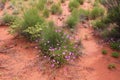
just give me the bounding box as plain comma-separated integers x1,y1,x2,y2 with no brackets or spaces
0,0,120,80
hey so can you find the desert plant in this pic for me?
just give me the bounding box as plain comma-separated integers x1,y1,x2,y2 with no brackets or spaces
90,7,105,19
69,0,79,11
110,42,120,51
108,63,116,69
2,14,16,25
51,4,62,15
111,52,119,58
102,49,107,55
76,0,84,4
39,26,79,66
43,8,49,18
37,0,47,11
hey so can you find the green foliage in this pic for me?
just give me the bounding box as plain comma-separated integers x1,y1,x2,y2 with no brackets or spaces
1,0,7,4
10,8,44,40
111,52,119,58
23,23,43,40
90,7,105,19
76,0,84,4
40,26,79,66
110,42,120,51
92,20,106,30
37,0,47,11
66,9,90,28
2,14,16,25
51,4,62,15
102,49,107,55
60,0,65,3
43,8,49,18
66,16,78,28
108,63,116,69
69,0,79,11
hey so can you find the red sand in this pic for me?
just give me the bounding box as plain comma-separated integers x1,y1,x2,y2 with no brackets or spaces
0,0,120,80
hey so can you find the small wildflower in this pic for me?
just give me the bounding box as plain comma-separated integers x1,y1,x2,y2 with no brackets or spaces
62,52,66,55
51,64,55,68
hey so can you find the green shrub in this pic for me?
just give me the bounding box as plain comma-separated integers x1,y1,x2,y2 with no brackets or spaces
43,8,49,18
66,16,78,28
108,63,116,69
11,8,44,40
60,0,65,3
76,0,84,4
1,0,7,4
111,52,119,58
51,4,62,15
37,0,47,11
110,42,120,51
69,0,79,11
40,26,79,66
92,20,106,30
66,9,89,28
102,49,107,55
2,14,16,25
90,7,105,19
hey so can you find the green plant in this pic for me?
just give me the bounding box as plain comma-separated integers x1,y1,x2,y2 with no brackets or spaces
37,0,47,11
2,14,16,25
111,52,119,58
51,4,62,15
1,0,7,4
90,7,105,19
60,0,65,3
39,26,79,66
76,0,84,4
66,16,78,28
92,20,106,30
69,0,79,11
108,63,116,69
110,42,120,51
102,49,107,55
10,8,44,40
43,8,49,18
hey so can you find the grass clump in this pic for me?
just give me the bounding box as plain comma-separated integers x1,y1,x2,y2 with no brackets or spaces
43,8,49,18
69,0,79,11
102,49,107,55
37,0,47,11
51,4,62,15
76,0,84,4
108,63,116,69
40,26,80,67
90,7,105,19
11,8,44,40
110,42,120,51
111,52,119,58
2,14,16,25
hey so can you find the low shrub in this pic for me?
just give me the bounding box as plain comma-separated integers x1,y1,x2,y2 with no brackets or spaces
10,8,44,40
66,16,78,28
51,4,62,15
90,7,105,19
37,0,47,11
69,0,79,11
76,0,84,4
102,49,107,55
110,42,120,51
2,14,16,25
40,26,80,67
92,20,106,30
43,8,49,18
60,0,65,3
111,52,119,58
108,63,116,69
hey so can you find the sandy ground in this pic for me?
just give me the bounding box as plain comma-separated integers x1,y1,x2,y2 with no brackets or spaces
0,0,120,80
